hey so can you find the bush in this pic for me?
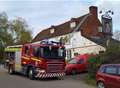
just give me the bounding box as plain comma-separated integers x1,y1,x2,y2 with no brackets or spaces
87,43,120,79
88,55,101,79
0,47,5,64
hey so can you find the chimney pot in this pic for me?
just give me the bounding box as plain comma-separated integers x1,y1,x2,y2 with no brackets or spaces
89,6,98,18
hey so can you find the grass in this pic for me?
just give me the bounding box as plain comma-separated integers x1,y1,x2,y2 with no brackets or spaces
83,75,96,86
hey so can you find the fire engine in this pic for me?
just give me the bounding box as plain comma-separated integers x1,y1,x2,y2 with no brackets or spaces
5,41,66,80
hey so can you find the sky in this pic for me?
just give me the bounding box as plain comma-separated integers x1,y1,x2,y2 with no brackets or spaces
0,0,120,38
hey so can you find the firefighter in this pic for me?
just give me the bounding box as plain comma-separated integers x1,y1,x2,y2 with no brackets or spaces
8,54,15,74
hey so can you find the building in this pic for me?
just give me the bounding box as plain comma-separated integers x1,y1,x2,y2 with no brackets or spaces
32,6,114,60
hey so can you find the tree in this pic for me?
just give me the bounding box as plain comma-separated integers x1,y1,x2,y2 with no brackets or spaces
0,13,32,45
0,12,32,62
0,39,4,47
11,17,32,44
0,12,14,46
0,39,5,63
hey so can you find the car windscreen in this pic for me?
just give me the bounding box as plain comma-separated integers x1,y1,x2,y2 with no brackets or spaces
42,46,65,59
32,46,65,59
68,59,77,64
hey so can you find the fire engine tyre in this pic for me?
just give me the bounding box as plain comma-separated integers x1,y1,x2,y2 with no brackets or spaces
28,68,35,80
97,81,105,88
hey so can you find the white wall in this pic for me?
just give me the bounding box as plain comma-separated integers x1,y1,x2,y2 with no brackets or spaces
33,31,106,60
65,32,105,59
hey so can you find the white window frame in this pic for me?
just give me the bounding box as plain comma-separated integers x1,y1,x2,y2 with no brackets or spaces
98,26,102,32
70,22,76,28
50,28,55,34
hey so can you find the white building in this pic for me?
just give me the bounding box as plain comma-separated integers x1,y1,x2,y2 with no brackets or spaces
32,6,116,60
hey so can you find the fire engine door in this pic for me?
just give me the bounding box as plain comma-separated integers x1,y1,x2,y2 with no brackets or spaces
15,50,21,72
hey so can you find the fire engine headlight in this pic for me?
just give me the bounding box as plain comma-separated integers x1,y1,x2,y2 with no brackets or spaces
35,60,42,66
35,68,41,72
39,70,45,73
35,68,45,73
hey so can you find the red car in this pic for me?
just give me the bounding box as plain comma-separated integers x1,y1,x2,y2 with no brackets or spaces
96,64,120,88
65,54,94,75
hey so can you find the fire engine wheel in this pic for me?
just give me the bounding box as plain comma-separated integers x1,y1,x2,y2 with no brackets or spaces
28,68,35,80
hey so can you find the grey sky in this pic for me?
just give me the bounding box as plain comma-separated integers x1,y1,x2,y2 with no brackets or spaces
0,0,119,37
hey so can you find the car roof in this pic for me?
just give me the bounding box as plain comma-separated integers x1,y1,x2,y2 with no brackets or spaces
101,64,120,67
74,54,95,60
24,43,65,47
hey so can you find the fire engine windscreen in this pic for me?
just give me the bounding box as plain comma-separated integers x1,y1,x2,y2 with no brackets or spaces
33,46,65,59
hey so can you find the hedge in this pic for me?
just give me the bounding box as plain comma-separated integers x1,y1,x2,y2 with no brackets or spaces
87,43,120,79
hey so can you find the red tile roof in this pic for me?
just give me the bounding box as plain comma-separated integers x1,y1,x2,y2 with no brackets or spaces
32,14,88,42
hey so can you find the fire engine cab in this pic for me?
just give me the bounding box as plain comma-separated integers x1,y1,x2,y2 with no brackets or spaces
5,41,66,80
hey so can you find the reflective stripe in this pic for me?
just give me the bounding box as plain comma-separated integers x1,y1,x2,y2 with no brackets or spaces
22,57,42,62
31,58,41,62
22,56,29,60
35,72,65,78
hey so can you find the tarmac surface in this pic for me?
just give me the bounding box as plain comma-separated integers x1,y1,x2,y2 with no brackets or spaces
0,67,95,88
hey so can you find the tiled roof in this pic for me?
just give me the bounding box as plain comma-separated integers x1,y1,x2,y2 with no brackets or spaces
32,14,88,42
87,36,120,47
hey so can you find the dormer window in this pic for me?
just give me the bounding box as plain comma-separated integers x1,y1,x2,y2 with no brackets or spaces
70,22,76,28
50,28,54,34
98,26,102,32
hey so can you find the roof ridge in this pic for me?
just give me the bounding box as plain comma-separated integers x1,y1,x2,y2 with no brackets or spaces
33,14,90,42
39,14,89,32
72,14,90,32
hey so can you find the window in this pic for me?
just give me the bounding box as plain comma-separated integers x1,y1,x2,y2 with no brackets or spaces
118,66,120,75
77,59,84,64
58,48,64,57
32,46,65,59
70,22,76,28
51,47,65,58
69,59,77,64
25,46,30,56
74,53,79,56
7,52,15,60
67,50,72,60
105,66,117,75
43,46,51,57
33,46,40,57
98,26,102,32
99,66,106,73
50,28,54,34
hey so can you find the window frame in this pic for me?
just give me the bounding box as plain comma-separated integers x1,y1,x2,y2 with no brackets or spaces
116,66,120,76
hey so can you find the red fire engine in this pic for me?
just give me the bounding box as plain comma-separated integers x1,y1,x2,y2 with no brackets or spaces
5,41,66,80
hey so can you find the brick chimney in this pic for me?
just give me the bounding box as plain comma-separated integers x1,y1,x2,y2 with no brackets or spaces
89,6,98,18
